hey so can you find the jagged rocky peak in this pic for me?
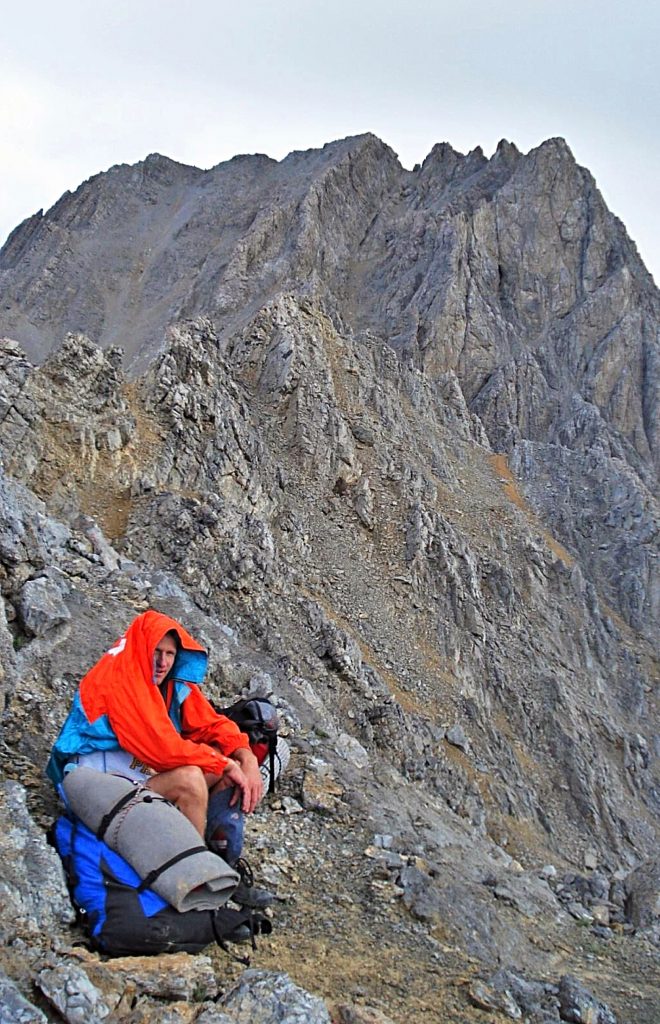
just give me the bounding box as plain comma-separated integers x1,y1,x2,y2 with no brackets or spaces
419,139,488,178
415,138,522,197
136,151,203,181
284,130,400,169
1,131,655,370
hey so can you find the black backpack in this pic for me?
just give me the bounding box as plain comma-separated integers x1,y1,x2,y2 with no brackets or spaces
219,697,280,794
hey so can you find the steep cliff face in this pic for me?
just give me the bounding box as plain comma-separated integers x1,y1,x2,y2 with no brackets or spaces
1,134,656,643
0,135,658,1023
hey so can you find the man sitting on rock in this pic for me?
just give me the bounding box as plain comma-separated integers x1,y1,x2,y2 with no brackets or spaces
47,608,272,908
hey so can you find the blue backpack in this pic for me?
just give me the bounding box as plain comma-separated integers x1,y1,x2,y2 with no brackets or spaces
52,815,269,957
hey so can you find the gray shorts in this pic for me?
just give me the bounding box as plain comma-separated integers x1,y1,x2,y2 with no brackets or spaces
65,749,156,784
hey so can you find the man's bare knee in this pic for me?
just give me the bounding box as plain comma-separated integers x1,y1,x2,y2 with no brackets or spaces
147,765,207,805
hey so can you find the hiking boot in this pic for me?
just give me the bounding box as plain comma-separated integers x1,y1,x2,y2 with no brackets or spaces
232,857,276,909
232,881,275,909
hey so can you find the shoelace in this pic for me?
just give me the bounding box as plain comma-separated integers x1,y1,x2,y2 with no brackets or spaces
234,856,255,889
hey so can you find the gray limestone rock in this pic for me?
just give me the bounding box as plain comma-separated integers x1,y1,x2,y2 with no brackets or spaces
195,1009,236,1024
0,595,17,712
37,964,113,1024
468,978,522,1019
335,1009,399,1024
445,724,469,752
624,856,660,940
397,864,444,922
0,462,70,573
352,476,375,530
18,575,71,637
0,970,47,1024
0,781,74,943
557,975,617,1024
220,970,331,1024
487,968,558,1018
79,951,218,1004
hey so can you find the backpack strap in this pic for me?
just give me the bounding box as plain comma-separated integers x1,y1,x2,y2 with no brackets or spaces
267,734,277,795
136,845,209,892
96,788,141,842
210,905,273,965
96,787,173,842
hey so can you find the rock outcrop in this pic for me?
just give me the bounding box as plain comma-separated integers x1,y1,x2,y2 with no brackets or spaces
0,134,657,1023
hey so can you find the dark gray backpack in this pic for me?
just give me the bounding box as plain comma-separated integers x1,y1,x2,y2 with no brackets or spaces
219,697,280,793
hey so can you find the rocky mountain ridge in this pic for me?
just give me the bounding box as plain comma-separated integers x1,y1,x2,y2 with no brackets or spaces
0,133,657,1023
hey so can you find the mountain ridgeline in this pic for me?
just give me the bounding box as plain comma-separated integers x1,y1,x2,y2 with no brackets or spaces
0,135,657,1023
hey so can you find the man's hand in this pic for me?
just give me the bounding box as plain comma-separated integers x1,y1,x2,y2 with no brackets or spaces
220,748,263,813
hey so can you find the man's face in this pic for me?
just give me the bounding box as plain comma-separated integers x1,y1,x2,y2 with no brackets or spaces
153,634,178,684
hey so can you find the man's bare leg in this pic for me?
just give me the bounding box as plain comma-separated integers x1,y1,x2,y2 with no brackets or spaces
146,765,211,837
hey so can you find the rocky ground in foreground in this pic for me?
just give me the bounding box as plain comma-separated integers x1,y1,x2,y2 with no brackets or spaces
1,717,659,1023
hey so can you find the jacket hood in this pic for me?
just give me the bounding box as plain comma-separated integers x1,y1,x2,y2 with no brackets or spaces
100,610,208,687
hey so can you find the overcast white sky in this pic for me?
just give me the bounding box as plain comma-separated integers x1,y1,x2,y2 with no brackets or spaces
2,0,658,282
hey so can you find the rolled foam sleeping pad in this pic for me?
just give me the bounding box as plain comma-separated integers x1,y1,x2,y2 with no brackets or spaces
62,767,239,912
